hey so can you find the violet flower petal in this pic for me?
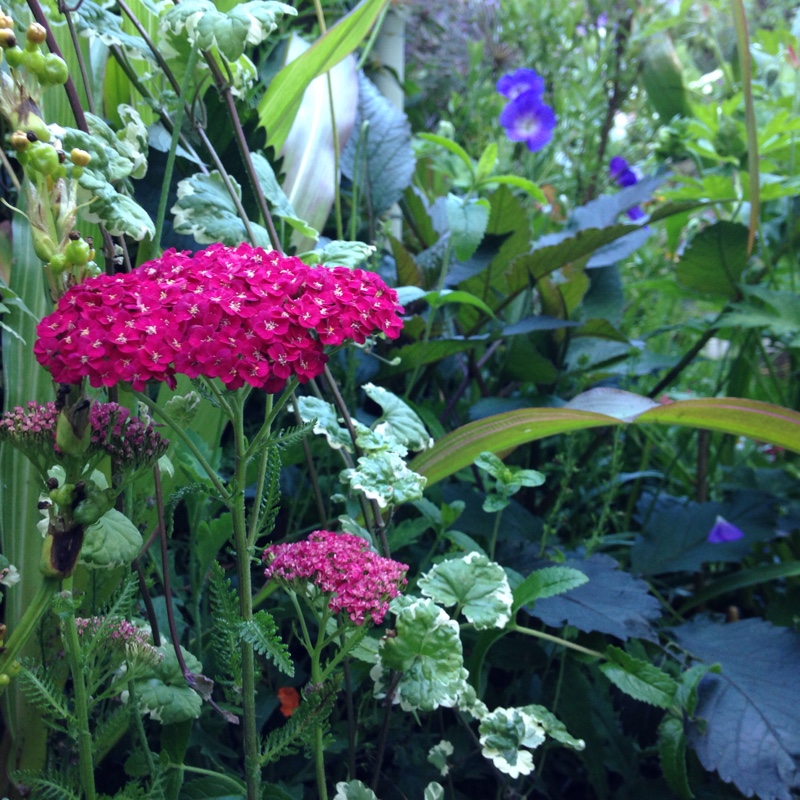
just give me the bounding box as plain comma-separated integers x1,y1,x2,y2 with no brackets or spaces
499,91,557,152
497,68,545,101
707,515,745,543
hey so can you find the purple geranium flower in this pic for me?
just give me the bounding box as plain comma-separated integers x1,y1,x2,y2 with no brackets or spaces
497,68,545,102
609,156,638,187
499,91,557,152
707,515,745,544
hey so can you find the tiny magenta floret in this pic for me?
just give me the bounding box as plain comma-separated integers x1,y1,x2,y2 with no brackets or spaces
34,243,405,393
263,531,408,625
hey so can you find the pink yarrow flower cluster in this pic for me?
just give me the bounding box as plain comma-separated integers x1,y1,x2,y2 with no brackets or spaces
263,531,408,625
34,243,405,393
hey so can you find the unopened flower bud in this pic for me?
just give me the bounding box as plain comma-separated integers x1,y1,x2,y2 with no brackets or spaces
70,148,91,167
0,14,14,29
26,22,46,45
9,130,28,151
0,28,16,47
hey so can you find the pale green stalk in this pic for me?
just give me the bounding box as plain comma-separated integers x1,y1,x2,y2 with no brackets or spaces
509,624,604,659
61,580,97,800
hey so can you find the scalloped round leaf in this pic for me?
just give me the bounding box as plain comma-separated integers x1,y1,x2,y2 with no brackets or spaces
133,645,204,725
418,553,513,630
363,383,433,451
340,451,426,509
297,395,360,451
80,508,143,569
373,596,468,711
333,780,379,800
478,707,545,778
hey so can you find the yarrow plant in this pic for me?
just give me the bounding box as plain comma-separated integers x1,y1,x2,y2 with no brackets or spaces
34,242,404,392
497,67,556,152
263,530,408,625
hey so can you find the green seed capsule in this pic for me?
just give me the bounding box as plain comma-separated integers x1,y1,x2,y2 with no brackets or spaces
39,53,68,86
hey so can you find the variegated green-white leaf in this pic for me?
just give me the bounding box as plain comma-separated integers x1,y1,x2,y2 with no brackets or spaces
372,596,468,711
478,707,545,778
419,553,513,630
340,450,426,508
363,383,432,451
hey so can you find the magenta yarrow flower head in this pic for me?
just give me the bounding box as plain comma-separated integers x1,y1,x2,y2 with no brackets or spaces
263,531,408,626
707,515,745,544
497,68,556,153
34,243,405,393
496,68,545,102
75,616,162,666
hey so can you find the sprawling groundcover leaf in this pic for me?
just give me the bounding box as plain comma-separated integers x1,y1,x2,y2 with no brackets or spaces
527,553,662,641
632,490,778,575
673,617,800,800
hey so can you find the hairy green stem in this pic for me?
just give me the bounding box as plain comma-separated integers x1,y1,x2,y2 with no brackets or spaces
230,393,261,799
154,41,201,252
62,582,97,800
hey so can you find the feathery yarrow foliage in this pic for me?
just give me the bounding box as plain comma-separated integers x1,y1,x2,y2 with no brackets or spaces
263,531,408,625
34,242,405,392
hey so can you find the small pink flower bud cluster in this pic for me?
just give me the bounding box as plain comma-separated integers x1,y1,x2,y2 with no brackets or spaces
0,400,168,475
263,531,408,625
75,616,162,665
89,402,169,470
34,243,405,393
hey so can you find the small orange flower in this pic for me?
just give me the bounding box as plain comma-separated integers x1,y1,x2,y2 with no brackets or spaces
277,686,300,718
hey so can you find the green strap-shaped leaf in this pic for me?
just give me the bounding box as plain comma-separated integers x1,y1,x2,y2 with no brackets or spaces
658,715,694,800
258,0,388,154
410,389,800,486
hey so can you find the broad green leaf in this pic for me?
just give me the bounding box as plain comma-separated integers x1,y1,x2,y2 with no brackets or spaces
417,132,474,172
340,72,415,217
481,174,547,204
333,780,378,800
363,383,432,451
513,566,589,612
446,194,490,262
73,0,154,60
277,35,357,250
475,142,498,184
478,706,545,778
676,221,748,298
419,553,513,630
79,508,143,569
258,0,388,154
411,391,800,486
171,171,271,247
473,452,545,493
134,644,204,724
600,645,678,708
195,513,232,579
658,715,694,800
301,240,375,268
160,0,294,62
641,32,693,120
251,151,318,239
340,450,426,508
395,287,497,319
373,596,468,711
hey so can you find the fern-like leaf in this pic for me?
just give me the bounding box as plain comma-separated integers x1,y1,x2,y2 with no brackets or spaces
259,677,340,765
10,771,82,800
253,446,281,540
82,572,140,666
17,660,71,725
269,419,316,450
93,705,132,764
208,562,243,701
239,610,293,676
165,482,222,536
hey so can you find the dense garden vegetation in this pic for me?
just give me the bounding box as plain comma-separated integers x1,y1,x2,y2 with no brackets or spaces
1,0,800,798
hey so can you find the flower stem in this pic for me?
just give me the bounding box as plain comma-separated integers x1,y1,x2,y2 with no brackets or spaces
0,576,59,678
508,624,604,659
231,396,261,799
61,581,97,800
